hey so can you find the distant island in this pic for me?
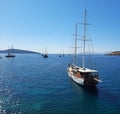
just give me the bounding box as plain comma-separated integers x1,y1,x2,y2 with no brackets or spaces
105,51,120,56
0,49,39,54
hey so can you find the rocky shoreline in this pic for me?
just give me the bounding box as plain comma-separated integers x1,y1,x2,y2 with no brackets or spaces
105,51,120,56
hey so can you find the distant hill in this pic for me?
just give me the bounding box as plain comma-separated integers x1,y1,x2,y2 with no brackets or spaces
0,49,39,54
105,51,120,56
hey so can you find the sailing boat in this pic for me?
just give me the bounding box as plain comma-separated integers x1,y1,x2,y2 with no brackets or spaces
5,45,16,58
67,10,101,86
42,48,48,58
43,53,48,58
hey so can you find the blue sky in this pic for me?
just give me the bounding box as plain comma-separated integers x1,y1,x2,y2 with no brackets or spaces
0,0,120,53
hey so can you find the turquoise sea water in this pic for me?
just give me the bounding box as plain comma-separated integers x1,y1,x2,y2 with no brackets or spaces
0,54,120,114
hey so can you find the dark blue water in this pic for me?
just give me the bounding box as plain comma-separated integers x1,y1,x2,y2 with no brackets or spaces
0,54,120,114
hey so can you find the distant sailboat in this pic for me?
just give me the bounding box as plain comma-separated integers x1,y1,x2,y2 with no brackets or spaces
59,51,65,57
59,54,61,57
62,51,65,57
5,45,16,58
67,9,101,86
43,54,48,58
42,48,48,58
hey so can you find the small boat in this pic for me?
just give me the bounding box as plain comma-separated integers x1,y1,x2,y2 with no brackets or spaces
5,53,15,58
59,51,65,57
67,9,101,86
43,54,48,58
5,45,16,58
42,48,48,58
59,55,61,57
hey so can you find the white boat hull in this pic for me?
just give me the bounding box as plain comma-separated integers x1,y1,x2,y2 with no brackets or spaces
68,71,84,85
67,64,100,86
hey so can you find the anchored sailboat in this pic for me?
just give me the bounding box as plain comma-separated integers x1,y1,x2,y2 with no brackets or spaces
67,10,101,86
5,45,16,58
42,48,48,58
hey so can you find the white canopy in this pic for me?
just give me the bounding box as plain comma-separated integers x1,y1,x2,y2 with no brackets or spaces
78,67,98,73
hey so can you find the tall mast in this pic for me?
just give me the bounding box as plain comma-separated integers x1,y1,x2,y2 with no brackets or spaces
83,9,87,69
73,23,79,64
74,24,77,60
12,44,13,53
